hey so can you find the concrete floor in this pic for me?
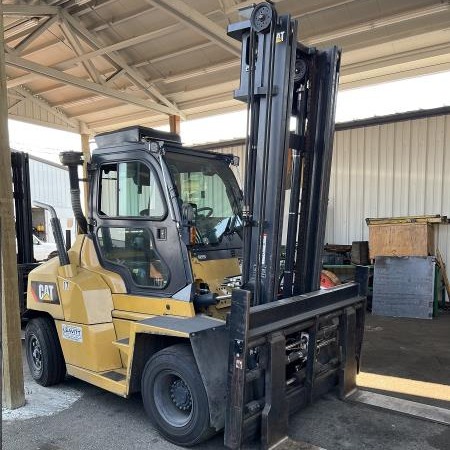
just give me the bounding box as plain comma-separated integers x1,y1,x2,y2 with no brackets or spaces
361,312,450,409
2,313,450,450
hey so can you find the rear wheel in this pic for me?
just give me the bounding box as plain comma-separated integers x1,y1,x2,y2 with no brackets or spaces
25,317,66,386
141,344,215,447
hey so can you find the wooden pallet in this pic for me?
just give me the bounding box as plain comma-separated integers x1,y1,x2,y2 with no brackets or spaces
366,215,448,225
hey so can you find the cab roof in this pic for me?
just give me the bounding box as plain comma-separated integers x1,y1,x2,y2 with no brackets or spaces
92,125,239,166
94,126,181,149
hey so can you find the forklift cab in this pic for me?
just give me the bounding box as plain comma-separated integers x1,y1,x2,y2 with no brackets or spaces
89,126,243,308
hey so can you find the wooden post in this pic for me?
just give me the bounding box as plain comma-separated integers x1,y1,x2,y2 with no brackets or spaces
0,13,26,409
80,128,91,216
169,114,180,134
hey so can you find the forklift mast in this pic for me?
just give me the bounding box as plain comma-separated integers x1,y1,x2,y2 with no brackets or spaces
12,151,40,315
228,3,340,305
12,151,34,265
224,5,364,449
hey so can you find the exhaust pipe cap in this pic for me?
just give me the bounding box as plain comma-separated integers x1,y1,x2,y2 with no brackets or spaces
60,151,83,166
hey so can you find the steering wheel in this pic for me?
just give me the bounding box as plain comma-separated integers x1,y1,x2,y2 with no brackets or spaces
196,207,213,218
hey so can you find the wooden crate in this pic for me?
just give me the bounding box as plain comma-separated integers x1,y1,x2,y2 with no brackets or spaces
369,223,434,259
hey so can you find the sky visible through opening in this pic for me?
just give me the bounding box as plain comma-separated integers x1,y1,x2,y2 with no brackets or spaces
8,70,450,162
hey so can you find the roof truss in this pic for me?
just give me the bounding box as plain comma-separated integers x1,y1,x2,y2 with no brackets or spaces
3,2,185,121
147,0,241,57
3,0,450,134
5,53,177,116
9,85,81,130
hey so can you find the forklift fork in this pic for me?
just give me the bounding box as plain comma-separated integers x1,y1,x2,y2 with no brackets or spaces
225,284,366,449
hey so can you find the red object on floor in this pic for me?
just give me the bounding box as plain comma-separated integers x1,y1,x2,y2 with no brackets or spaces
320,269,341,288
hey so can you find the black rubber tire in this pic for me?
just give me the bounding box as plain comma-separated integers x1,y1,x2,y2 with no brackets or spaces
141,344,215,447
25,317,66,386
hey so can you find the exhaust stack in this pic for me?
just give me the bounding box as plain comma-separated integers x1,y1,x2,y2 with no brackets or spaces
59,151,88,234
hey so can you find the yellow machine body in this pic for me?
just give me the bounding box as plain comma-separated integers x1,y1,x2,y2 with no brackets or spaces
27,234,237,398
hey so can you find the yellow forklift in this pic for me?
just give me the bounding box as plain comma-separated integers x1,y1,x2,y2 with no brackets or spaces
24,3,365,449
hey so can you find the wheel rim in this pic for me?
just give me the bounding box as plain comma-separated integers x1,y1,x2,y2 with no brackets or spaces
28,333,43,373
153,370,193,428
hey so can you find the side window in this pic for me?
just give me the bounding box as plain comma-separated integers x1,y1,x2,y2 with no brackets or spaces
99,163,117,216
97,227,170,289
99,161,165,218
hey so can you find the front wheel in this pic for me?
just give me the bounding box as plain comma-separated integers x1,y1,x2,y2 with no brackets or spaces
25,317,66,386
141,344,215,447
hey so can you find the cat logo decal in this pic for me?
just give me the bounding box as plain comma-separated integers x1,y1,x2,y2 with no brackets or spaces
31,281,60,304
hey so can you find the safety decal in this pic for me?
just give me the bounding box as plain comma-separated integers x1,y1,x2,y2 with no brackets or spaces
62,324,83,343
276,31,285,43
31,281,60,304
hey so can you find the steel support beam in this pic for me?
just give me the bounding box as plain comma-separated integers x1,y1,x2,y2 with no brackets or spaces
305,3,450,45
16,5,222,61
88,98,243,131
4,18,43,42
147,0,240,56
6,39,215,91
59,19,103,84
1,4,59,16
3,5,184,117
32,36,450,114
292,0,360,20
224,0,283,15
90,5,158,32
60,23,180,63
141,42,215,67
59,9,184,117
341,41,450,77
105,69,124,85
15,1,446,96
7,73,39,89
88,110,165,130
12,15,58,55
5,54,175,116
160,59,239,84
74,0,121,17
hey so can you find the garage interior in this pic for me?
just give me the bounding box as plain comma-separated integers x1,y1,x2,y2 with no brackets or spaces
1,1,450,450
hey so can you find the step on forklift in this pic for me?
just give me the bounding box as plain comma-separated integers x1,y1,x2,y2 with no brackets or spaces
24,3,365,449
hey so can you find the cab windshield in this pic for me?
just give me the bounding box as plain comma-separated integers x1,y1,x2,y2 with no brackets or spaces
165,151,242,245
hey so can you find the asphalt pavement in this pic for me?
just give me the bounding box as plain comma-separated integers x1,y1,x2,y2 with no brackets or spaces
2,314,449,450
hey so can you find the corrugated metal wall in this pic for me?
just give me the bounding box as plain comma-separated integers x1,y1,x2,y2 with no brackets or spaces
198,109,450,270
28,156,75,243
328,113,450,272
